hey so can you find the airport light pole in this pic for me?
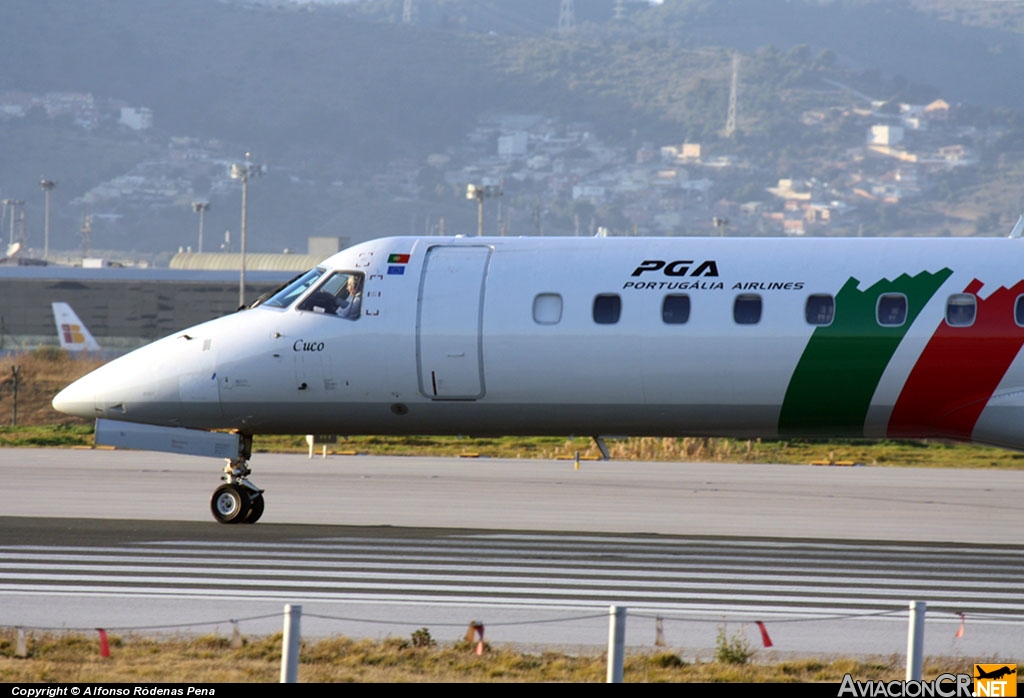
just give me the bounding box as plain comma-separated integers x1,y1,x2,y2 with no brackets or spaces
230,154,264,307
2,199,23,248
191,201,209,253
40,179,55,259
466,183,501,237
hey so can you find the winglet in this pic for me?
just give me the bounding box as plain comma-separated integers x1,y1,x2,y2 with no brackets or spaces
1009,214,1024,239
52,302,101,352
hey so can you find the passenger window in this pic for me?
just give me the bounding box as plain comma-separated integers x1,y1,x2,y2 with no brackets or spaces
733,294,762,325
877,294,907,327
805,294,835,326
662,294,691,324
533,293,563,325
296,272,364,320
1017,296,1024,327
945,294,976,327
593,294,621,324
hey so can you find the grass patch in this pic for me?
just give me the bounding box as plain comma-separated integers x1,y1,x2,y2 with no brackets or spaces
4,425,1024,470
0,629,999,683
0,423,94,448
250,433,1024,469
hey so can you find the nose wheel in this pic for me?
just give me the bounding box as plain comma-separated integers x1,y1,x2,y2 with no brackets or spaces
211,436,264,524
211,483,264,524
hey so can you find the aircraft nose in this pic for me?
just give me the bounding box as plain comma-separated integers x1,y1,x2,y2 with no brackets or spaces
52,333,224,426
52,374,98,419
51,343,184,423
52,356,148,420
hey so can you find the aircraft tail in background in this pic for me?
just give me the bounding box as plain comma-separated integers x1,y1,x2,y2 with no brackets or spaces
52,302,101,352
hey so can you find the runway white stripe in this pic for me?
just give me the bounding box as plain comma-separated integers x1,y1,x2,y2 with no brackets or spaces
1,532,1022,619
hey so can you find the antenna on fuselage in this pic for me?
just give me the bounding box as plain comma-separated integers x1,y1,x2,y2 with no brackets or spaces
1009,214,1024,239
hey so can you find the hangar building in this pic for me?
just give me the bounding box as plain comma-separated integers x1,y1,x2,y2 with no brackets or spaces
0,253,319,352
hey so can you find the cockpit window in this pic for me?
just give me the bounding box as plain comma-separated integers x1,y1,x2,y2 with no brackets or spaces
297,272,364,320
247,272,303,309
260,267,326,308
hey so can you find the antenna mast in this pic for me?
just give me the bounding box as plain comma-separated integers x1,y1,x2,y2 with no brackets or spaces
725,52,739,138
80,211,92,257
558,0,575,34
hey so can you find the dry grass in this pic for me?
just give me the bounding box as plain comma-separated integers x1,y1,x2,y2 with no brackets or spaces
0,630,994,683
0,349,103,426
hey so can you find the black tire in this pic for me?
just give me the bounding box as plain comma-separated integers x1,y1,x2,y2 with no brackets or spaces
211,484,250,524
244,492,265,524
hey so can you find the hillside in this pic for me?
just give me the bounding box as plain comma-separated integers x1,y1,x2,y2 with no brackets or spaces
0,1,1023,253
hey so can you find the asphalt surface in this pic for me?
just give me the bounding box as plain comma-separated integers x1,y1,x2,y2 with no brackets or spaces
0,448,1021,660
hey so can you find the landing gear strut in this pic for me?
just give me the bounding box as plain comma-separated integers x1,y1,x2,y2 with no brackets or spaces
210,433,264,524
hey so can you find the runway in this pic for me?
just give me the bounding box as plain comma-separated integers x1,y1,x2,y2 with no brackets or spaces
1,448,1022,659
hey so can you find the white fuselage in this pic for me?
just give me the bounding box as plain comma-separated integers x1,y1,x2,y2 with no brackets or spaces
52,235,1024,450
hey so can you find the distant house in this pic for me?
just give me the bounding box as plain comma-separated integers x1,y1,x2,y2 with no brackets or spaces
659,142,702,164
767,179,812,201
804,204,832,224
572,184,606,202
44,91,98,128
680,143,702,160
120,107,153,131
498,132,528,158
0,91,33,118
869,125,904,146
938,144,969,163
899,103,926,118
655,169,680,185
902,116,927,131
659,145,680,162
783,218,805,236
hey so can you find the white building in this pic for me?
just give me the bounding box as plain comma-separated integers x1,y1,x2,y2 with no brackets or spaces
572,184,606,202
869,124,904,146
498,132,528,159
120,107,153,131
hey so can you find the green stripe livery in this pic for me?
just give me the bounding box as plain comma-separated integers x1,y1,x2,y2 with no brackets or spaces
779,269,952,437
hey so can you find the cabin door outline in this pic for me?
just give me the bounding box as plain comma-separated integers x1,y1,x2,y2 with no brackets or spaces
416,245,491,400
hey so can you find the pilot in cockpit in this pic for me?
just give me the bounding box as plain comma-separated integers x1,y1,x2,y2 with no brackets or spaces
299,272,362,320
336,274,362,320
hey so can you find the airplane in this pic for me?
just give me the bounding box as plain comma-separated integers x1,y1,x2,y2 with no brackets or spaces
50,233,1024,523
975,666,1016,681
52,302,101,353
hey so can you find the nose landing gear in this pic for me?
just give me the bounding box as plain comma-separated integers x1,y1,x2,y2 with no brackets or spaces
211,482,264,523
210,434,264,524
